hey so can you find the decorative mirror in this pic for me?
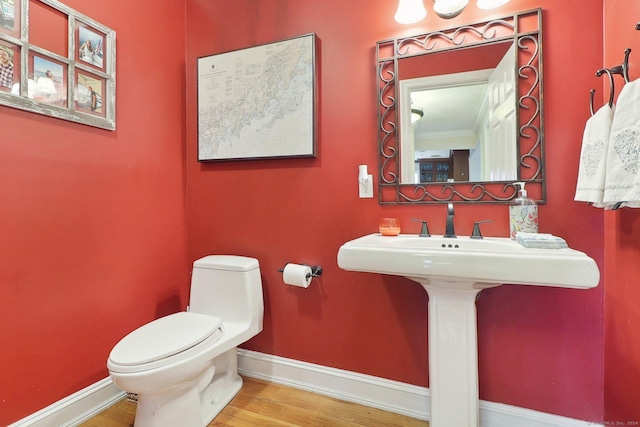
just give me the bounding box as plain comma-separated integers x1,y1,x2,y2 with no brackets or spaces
376,8,544,204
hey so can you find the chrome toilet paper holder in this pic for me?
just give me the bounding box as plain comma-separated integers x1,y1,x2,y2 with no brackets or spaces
277,264,323,279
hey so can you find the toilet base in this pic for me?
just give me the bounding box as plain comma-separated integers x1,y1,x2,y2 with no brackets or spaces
201,373,243,424
200,348,243,425
130,348,243,427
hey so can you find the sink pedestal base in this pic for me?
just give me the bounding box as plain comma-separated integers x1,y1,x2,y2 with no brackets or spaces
416,278,500,427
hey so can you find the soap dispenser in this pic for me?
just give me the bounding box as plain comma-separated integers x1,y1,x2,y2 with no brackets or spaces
509,182,538,239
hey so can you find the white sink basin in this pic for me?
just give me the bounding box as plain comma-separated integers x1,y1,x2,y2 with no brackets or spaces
337,233,600,289
337,233,600,427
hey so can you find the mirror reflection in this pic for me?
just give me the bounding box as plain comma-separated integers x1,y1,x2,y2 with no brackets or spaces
398,42,517,184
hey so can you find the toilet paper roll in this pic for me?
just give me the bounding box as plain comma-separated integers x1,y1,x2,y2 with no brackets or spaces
283,263,313,288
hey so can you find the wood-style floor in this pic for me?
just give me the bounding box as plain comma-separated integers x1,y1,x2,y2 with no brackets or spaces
79,376,429,427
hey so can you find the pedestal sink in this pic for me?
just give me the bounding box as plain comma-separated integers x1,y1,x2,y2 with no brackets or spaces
337,234,599,427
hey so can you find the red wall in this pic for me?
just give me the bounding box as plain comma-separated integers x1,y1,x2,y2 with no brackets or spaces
603,0,640,423
186,0,605,422
9,1,638,425
0,1,188,424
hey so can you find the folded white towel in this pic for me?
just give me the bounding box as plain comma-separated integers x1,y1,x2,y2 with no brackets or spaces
603,79,640,208
516,232,568,249
574,103,615,206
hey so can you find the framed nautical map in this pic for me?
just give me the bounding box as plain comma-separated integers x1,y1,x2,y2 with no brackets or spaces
197,33,317,161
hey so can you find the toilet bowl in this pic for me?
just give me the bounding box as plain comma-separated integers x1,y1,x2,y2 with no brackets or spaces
107,255,264,427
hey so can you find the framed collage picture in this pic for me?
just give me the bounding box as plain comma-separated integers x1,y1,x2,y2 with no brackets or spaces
0,0,115,130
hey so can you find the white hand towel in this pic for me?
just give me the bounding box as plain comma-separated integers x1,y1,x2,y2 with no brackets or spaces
574,103,615,206
603,79,640,208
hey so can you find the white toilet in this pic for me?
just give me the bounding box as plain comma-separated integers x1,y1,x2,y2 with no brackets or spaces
107,255,264,427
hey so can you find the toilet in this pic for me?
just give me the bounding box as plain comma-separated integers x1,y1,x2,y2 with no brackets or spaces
107,255,264,427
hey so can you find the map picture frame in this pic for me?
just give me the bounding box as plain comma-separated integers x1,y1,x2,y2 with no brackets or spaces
197,33,317,162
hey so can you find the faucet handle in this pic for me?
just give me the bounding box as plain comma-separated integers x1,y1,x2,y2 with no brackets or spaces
411,218,431,237
470,220,492,239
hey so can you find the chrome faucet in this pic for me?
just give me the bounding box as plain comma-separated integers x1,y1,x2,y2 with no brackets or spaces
444,203,456,238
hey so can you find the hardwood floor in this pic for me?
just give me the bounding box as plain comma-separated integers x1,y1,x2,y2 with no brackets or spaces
80,376,429,427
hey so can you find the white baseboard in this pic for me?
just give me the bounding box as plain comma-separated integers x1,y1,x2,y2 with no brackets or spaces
238,348,430,420
237,349,604,427
8,350,604,427
8,378,125,427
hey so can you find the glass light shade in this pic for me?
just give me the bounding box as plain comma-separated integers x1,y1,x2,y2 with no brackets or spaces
395,0,427,24
433,0,469,19
476,0,510,10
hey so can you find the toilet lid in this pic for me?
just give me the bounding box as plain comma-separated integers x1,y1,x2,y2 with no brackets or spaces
109,312,223,366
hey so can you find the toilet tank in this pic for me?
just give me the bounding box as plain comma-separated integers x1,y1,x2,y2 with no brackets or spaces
189,255,263,327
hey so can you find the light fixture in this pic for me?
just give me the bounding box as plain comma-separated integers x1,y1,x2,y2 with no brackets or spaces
394,0,427,24
476,0,511,10
395,0,511,24
411,108,424,124
433,0,469,19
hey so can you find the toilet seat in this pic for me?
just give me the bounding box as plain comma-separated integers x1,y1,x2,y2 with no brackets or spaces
108,312,223,373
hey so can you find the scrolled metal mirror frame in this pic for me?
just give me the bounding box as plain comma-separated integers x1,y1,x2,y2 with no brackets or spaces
376,8,544,204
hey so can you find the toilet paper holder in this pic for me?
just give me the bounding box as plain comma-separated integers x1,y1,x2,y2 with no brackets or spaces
277,264,323,279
